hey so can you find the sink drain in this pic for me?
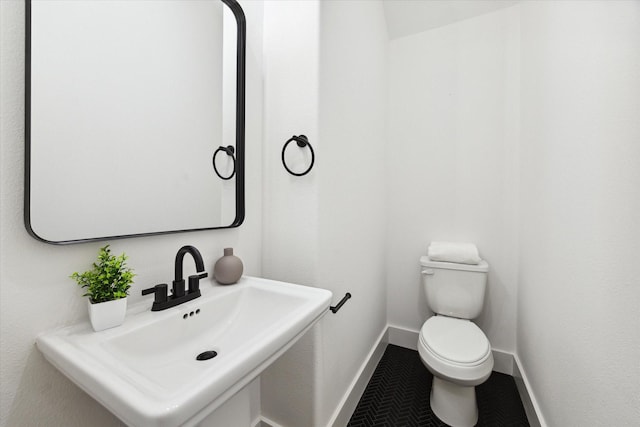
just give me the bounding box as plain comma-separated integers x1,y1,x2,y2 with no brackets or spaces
196,350,218,361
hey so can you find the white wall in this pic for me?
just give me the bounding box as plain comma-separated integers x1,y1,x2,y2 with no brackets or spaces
382,0,519,40
386,4,640,425
261,0,320,289
518,1,640,425
316,1,388,424
260,2,320,425
0,1,264,425
386,6,520,353
260,1,388,426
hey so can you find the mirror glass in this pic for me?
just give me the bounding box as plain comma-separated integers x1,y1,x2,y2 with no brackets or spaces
26,0,245,244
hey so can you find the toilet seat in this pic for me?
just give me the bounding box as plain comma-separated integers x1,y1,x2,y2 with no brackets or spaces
420,316,491,365
418,316,493,387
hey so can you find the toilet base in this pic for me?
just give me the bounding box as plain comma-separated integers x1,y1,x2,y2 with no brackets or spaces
430,376,478,427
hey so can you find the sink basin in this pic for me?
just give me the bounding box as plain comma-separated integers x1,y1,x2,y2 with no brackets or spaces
36,276,332,426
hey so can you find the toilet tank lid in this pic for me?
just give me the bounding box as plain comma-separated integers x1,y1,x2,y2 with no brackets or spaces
420,256,489,272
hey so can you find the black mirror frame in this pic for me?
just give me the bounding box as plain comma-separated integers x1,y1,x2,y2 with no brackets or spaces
24,0,246,244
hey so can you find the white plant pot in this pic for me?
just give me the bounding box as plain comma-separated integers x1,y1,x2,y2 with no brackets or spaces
88,298,127,332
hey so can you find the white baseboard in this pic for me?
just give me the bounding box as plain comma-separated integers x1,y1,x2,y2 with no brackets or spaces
327,327,388,427
512,354,547,427
255,416,284,427
387,324,418,351
491,347,514,376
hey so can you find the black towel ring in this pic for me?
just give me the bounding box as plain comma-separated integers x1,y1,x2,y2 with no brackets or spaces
282,135,315,176
212,145,236,180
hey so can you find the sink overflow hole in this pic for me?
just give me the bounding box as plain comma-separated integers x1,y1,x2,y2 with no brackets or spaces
196,350,218,361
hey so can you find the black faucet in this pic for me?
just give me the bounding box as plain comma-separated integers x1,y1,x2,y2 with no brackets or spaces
142,245,208,311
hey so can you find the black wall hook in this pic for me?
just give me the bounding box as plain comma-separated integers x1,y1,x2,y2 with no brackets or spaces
212,145,236,180
282,135,315,176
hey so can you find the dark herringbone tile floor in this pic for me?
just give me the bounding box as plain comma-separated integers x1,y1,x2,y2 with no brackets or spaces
347,345,529,427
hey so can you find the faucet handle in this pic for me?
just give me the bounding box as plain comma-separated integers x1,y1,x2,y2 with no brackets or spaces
188,272,208,294
141,284,168,304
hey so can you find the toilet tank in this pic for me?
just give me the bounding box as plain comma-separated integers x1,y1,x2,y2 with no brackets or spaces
420,256,489,319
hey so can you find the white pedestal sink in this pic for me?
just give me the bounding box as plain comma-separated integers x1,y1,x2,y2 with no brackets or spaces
36,276,332,427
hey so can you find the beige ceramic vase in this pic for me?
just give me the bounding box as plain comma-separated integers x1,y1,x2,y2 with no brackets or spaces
213,248,243,285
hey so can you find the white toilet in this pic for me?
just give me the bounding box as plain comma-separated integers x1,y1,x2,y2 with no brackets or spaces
418,255,494,427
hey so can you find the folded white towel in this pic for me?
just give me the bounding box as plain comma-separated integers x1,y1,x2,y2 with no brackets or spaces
427,241,481,265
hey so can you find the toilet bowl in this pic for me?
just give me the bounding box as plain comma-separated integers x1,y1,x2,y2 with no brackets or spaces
418,316,494,427
418,255,493,427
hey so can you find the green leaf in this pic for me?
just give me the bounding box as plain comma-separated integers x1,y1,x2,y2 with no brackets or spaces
70,244,135,302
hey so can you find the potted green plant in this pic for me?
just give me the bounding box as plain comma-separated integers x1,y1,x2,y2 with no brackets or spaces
71,245,135,331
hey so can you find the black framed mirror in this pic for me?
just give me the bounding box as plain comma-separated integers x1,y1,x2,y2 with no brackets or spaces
25,0,245,244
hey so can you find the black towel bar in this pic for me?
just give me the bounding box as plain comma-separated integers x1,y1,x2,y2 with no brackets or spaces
330,292,351,314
